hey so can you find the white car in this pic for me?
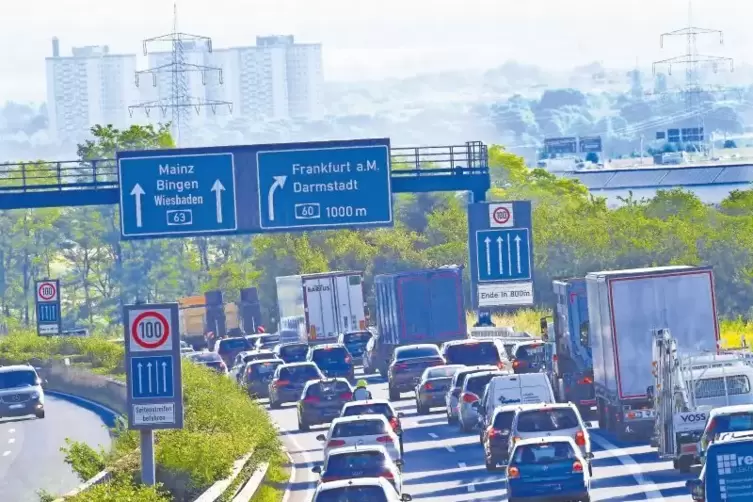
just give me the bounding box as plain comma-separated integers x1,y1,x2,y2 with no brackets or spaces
311,445,404,494
313,477,413,502
508,402,594,474
317,415,402,463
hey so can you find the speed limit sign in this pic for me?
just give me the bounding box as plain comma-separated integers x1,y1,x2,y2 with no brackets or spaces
128,308,173,352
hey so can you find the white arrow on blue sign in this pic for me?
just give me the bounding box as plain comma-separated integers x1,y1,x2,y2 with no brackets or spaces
129,355,175,400
475,228,532,282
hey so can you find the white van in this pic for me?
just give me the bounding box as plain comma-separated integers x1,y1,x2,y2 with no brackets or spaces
478,373,556,427
686,365,753,409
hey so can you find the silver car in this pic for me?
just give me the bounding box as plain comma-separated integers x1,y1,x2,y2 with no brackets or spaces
457,370,508,432
0,365,45,419
445,365,497,425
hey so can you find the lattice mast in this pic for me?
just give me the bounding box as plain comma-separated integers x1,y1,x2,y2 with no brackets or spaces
651,0,733,150
128,3,232,144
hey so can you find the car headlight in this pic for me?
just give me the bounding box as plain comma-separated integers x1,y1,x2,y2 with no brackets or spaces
30,392,40,400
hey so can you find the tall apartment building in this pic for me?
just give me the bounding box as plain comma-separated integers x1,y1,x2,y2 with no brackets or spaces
45,37,138,142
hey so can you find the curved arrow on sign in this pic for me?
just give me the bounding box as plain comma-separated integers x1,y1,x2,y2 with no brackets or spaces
267,176,287,221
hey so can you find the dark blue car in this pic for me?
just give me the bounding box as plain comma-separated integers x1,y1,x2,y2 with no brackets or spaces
506,437,591,502
308,344,355,381
268,362,323,408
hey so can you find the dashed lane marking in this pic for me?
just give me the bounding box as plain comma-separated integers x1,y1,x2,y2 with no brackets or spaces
8,429,14,433
468,483,476,492
445,445,455,452
458,462,467,468
7,438,14,444
2,451,10,457
428,432,439,439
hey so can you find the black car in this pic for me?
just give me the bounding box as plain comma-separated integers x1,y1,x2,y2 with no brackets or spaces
255,334,281,351
214,336,253,366
243,359,285,398
512,342,546,374
481,405,517,470
338,331,373,364
297,378,353,431
188,352,228,375
415,365,464,415
274,342,310,364
308,344,355,381
441,339,508,370
269,362,324,408
388,344,445,401
230,350,279,383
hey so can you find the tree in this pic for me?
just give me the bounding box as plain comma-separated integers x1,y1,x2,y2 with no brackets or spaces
585,152,599,163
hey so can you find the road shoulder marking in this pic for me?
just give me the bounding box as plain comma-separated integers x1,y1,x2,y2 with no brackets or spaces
591,435,664,499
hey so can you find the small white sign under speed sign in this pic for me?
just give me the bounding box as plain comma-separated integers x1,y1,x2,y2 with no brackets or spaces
128,308,175,352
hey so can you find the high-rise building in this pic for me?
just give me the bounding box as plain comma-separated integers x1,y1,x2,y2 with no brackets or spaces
45,38,138,142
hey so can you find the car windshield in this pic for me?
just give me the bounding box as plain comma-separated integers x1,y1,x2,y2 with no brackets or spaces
280,344,308,358
712,412,753,434
343,403,394,419
308,381,352,397
445,342,501,365
312,347,349,367
218,338,251,352
332,419,388,437
343,332,372,344
316,487,389,502
516,409,580,432
279,364,321,382
465,373,497,396
512,442,577,464
326,451,388,475
515,344,544,362
246,352,276,362
256,335,280,349
395,346,439,360
426,366,461,379
454,369,491,388
250,361,282,375
493,411,516,429
0,370,37,389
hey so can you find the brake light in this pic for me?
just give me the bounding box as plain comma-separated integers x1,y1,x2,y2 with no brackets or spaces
327,439,346,447
575,430,586,446
304,396,320,403
512,436,521,444
513,360,521,369
219,362,227,371
507,466,520,479
339,392,353,400
497,361,506,370
461,392,479,404
578,376,593,385
389,417,400,431
376,435,394,443
487,427,500,438
572,461,583,473
393,363,408,371
380,471,394,480
274,380,290,387
423,382,433,390
345,356,352,364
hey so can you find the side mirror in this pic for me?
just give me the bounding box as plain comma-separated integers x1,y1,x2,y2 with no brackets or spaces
312,465,322,474
586,452,594,459
471,402,480,410
395,458,404,467
316,434,326,442
401,495,413,502
397,412,404,418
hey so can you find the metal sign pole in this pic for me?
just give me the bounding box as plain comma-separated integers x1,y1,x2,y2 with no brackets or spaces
140,429,156,485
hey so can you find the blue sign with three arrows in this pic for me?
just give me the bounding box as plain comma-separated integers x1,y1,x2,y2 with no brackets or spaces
475,228,531,282
129,355,175,400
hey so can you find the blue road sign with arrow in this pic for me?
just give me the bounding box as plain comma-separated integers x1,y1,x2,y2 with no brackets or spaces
130,355,175,400
476,228,531,282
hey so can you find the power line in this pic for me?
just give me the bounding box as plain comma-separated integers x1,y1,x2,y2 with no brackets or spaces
128,3,232,144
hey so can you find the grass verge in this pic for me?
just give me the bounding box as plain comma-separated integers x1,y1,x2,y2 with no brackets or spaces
248,450,290,502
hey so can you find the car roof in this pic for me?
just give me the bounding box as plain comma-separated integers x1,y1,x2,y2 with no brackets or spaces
514,435,580,448
312,343,346,350
248,359,283,365
396,344,438,351
0,364,35,373
519,402,578,412
343,399,392,408
303,377,350,389
425,364,464,373
493,404,523,415
331,414,389,425
281,361,318,368
466,369,505,380
249,349,275,354
278,342,308,348
316,477,393,491
327,444,390,456
456,365,499,375
444,338,498,347
709,404,753,417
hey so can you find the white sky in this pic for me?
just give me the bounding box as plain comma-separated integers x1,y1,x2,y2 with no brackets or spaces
1,0,751,102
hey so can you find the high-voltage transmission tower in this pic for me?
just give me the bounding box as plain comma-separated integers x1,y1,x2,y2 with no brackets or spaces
651,0,733,150
128,4,232,144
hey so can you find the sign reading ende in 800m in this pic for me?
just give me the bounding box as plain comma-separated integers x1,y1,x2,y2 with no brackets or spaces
117,138,393,239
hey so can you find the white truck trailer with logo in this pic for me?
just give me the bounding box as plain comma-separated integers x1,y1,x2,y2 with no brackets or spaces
276,271,367,344
587,266,719,441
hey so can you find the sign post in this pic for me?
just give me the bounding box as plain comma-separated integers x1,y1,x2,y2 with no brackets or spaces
123,302,184,485
35,279,62,336
468,201,535,309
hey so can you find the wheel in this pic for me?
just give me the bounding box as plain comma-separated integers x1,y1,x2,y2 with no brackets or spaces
678,455,693,473
399,436,404,456
298,419,310,432
447,412,457,425
389,386,400,401
269,399,281,409
588,462,593,477
485,455,496,471
416,401,429,415
459,418,473,433
35,410,45,419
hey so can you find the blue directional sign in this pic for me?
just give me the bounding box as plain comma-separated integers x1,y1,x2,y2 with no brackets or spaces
123,303,184,430
35,279,62,336
116,138,393,240
257,143,392,230
130,355,175,400
118,153,237,238
468,201,534,308
476,228,532,282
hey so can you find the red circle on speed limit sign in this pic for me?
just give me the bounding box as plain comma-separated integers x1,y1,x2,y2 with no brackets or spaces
38,282,57,301
492,207,511,225
131,311,170,349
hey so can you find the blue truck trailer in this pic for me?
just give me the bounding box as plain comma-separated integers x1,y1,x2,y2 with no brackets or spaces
369,266,467,375
542,278,595,418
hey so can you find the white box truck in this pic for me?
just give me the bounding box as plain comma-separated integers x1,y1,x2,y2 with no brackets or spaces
587,266,719,440
276,271,367,344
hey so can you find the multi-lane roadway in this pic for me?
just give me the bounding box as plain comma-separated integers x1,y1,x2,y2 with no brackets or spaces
0,393,113,502
270,370,699,501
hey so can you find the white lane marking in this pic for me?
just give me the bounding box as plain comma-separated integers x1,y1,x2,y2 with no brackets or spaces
468,483,476,492
591,435,664,499
280,448,296,502
458,462,467,468
7,438,14,444
445,445,455,452
8,429,14,434
277,424,315,502
428,432,439,439
2,451,9,457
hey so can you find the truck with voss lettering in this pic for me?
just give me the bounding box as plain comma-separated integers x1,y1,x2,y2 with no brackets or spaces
541,278,595,419
587,266,719,441
276,271,367,344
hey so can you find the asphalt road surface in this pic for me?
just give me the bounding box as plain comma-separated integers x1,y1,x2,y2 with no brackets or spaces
0,393,113,502
269,369,698,502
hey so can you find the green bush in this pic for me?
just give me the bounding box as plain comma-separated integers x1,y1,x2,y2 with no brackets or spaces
66,477,169,502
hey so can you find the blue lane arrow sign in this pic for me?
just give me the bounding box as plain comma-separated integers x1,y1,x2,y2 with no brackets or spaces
130,355,174,400
476,228,532,282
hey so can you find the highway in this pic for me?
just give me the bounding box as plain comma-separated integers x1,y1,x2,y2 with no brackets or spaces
270,370,698,501
0,394,113,501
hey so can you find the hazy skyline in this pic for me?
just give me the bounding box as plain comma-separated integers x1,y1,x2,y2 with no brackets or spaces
2,0,751,102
